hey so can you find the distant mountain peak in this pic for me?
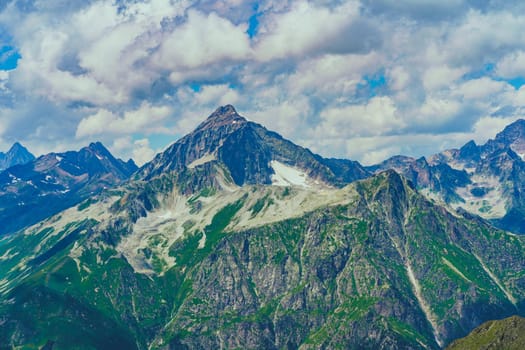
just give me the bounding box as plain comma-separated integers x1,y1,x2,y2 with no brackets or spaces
458,139,480,160
0,141,35,170
87,141,111,156
7,141,31,154
9,141,24,150
0,142,137,234
495,119,525,143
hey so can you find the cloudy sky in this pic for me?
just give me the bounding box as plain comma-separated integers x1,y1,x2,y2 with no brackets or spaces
1,0,525,165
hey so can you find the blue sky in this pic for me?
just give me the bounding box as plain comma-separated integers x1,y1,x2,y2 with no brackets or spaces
1,0,525,165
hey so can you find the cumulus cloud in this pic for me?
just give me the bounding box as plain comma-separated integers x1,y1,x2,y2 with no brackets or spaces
76,102,172,138
254,1,365,61
496,50,525,78
422,65,467,91
315,96,404,138
286,52,383,98
111,136,157,165
1,0,525,165
154,10,251,72
457,77,511,100
361,0,469,21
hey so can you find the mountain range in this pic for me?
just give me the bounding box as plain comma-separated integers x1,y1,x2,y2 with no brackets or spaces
0,106,523,349
369,119,525,234
0,142,137,234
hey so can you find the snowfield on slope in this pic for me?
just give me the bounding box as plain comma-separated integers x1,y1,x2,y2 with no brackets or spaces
270,160,313,188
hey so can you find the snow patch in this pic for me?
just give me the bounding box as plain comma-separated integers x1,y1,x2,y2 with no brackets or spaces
270,161,311,188
8,173,20,184
117,196,192,275
198,232,206,249
452,175,507,219
55,155,63,162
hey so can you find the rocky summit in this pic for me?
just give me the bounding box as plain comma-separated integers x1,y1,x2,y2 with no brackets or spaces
0,142,35,170
0,106,524,349
139,105,369,187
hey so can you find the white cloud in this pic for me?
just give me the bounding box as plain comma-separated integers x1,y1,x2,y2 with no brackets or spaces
254,1,361,61
0,71,9,90
193,84,240,106
442,10,525,66
76,102,172,138
422,65,467,91
416,97,462,128
111,136,157,165
388,66,411,92
496,50,525,78
247,97,312,138
132,138,157,166
457,77,510,100
316,96,404,138
286,52,382,98
154,10,250,73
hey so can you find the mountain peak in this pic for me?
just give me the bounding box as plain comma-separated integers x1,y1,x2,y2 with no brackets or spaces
210,104,239,118
9,141,24,150
139,105,369,187
458,139,480,160
198,105,247,130
88,141,109,153
7,141,31,154
0,141,35,170
495,119,525,143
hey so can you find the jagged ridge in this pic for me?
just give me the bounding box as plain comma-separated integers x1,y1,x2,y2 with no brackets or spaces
139,105,369,189
0,142,137,234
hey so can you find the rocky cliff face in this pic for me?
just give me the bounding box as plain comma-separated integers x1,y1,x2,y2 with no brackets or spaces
0,142,35,170
0,107,523,350
369,119,525,234
0,142,137,234
139,105,369,188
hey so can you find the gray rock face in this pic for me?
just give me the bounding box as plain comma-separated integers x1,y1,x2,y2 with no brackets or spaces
0,142,35,170
369,119,525,234
139,105,370,188
0,142,137,234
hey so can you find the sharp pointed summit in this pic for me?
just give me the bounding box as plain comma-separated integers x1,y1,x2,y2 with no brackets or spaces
495,118,525,143
139,105,370,188
0,142,35,170
196,105,247,131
